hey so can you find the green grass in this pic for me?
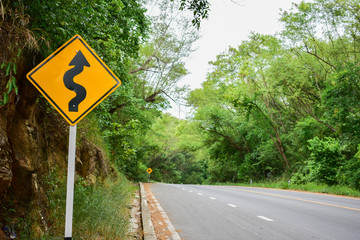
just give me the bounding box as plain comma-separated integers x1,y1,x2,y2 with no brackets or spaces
216,181,360,197
71,175,133,239
19,171,134,239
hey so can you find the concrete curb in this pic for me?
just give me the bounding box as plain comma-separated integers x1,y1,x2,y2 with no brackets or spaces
140,182,156,240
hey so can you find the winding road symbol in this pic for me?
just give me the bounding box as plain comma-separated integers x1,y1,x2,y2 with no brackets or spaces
63,50,90,112
26,35,121,125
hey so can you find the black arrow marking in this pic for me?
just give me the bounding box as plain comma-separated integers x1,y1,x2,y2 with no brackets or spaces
63,50,90,112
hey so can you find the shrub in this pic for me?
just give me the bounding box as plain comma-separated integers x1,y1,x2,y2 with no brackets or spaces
306,137,344,185
337,145,360,190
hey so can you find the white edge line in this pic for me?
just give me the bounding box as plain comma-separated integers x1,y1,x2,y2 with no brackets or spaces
257,216,274,222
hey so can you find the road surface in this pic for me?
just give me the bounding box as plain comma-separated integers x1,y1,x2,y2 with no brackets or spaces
149,183,360,240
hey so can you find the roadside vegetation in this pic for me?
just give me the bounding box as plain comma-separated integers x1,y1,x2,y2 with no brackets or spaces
18,172,133,239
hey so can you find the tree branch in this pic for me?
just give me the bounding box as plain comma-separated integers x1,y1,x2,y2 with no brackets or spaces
304,44,337,70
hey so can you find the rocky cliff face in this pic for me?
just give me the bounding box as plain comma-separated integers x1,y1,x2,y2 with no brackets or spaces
0,89,113,237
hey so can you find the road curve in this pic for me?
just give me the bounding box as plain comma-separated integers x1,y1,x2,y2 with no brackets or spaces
149,183,360,240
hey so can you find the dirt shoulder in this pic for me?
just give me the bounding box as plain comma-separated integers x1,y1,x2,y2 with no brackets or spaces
143,183,173,240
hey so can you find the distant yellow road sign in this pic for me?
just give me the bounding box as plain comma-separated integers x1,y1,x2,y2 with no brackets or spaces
27,35,121,125
147,168,153,174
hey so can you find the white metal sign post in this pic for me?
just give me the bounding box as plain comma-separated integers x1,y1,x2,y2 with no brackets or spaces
26,35,121,240
64,125,77,240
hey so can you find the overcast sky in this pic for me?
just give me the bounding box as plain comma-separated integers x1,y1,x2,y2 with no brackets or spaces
166,0,303,118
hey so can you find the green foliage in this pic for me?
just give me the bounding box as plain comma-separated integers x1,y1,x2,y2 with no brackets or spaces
38,171,133,239
256,140,284,177
306,137,344,185
337,145,360,189
21,0,149,80
323,63,360,153
77,112,110,155
1,53,20,105
176,0,210,29
104,120,144,180
289,118,326,161
0,2,36,106
138,114,207,184
79,0,200,183
291,137,344,186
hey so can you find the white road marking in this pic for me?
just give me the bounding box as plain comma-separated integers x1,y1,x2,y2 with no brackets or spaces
182,188,185,190
209,197,216,200
257,216,274,222
189,190,193,192
198,193,203,195
227,204,237,208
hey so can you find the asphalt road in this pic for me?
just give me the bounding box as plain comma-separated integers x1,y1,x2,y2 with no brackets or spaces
149,183,360,240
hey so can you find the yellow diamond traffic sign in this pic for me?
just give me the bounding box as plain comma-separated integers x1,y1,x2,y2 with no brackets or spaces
26,35,121,125
147,168,153,174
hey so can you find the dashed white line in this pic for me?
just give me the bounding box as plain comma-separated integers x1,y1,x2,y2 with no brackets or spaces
257,216,274,222
198,193,203,195
209,197,216,200
227,204,237,208
189,190,193,192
